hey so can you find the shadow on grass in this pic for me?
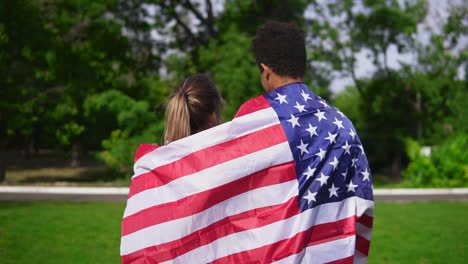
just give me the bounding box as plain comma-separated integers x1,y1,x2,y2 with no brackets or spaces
16,166,118,184
3,150,129,186
5,165,129,187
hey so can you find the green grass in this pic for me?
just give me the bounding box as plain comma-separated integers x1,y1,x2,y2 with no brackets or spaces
0,201,467,263
0,201,125,264
368,202,468,264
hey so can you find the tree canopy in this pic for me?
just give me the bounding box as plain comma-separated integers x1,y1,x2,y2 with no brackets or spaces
1,0,466,183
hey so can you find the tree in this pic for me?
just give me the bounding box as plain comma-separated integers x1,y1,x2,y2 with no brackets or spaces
86,0,311,175
307,0,466,177
0,0,145,180
112,0,310,118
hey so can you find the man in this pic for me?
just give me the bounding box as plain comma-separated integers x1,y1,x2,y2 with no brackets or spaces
121,21,373,264
236,20,374,262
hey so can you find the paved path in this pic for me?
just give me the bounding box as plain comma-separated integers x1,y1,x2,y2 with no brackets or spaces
0,186,128,202
1,186,468,202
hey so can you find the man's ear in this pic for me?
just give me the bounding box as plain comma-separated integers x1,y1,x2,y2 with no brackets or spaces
260,63,271,80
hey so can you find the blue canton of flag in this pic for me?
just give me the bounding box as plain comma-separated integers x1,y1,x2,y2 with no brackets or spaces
264,82,373,211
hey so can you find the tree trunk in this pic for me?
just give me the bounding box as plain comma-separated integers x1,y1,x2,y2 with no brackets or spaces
0,149,6,182
70,142,81,167
391,154,402,180
24,137,35,160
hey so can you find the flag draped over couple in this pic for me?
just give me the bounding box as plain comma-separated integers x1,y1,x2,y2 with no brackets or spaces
120,82,374,264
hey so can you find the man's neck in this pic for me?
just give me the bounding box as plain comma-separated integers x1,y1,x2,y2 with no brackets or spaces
267,76,303,93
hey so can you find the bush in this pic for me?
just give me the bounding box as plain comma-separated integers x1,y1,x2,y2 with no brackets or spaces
98,123,164,177
84,89,166,178
403,133,468,187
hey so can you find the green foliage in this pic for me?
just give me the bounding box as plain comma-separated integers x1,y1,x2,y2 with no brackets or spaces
98,123,163,175
199,26,261,119
84,90,165,175
0,0,138,151
331,86,365,133
220,0,308,36
1,0,466,184
305,0,466,176
403,134,468,187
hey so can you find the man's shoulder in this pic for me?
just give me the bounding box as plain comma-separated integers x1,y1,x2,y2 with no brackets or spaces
234,95,272,118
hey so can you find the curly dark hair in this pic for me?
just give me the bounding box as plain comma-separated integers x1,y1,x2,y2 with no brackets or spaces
252,21,306,79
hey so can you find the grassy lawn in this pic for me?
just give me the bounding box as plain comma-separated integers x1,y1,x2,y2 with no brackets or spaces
0,201,125,264
0,201,467,263
369,202,468,263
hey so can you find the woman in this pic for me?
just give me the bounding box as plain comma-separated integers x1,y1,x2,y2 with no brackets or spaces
134,74,223,161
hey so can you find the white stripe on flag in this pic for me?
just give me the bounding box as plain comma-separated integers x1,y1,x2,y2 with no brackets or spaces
353,251,369,264
163,197,374,264
124,142,293,217
133,107,280,178
272,235,356,264
357,222,372,241
120,180,298,255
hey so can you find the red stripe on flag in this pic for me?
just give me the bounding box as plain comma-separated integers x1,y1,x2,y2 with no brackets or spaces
133,144,159,163
325,256,354,264
234,96,271,118
122,197,301,263
357,213,373,228
208,216,357,264
128,124,287,198
356,234,370,256
122,162,296,236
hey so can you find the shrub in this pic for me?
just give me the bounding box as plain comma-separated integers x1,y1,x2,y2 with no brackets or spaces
403,133,468,187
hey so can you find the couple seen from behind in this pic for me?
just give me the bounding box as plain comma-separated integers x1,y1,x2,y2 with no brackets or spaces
122,21,374,264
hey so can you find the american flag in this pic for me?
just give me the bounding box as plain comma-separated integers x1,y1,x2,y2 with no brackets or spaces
121,82,374,263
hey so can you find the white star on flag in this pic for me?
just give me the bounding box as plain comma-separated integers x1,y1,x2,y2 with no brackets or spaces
341,168,348,179
347,180,358,193
303,190,317,204
315,148,326,161
361,168,370,181
305,123,318,137
341,141,351,155
315,172,329,186
314,110,327,122
329,156,339,170
325,132,337,144
297,140,309,155
328,183,339,198
303,166,316,179
294,102,306,113
337,110,345,118
274,93,288,104
349,129,356,140
301,89,311,102
319,100,330,108
333,117,344,130
351,157,358,168
287,114,300,128
358,144,365,155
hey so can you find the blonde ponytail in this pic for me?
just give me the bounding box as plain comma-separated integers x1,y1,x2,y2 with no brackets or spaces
163,74,223,144
164,91,191,143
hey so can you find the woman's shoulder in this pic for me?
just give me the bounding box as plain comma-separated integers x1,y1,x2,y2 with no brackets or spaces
234,95,271,118
134,143,160,163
